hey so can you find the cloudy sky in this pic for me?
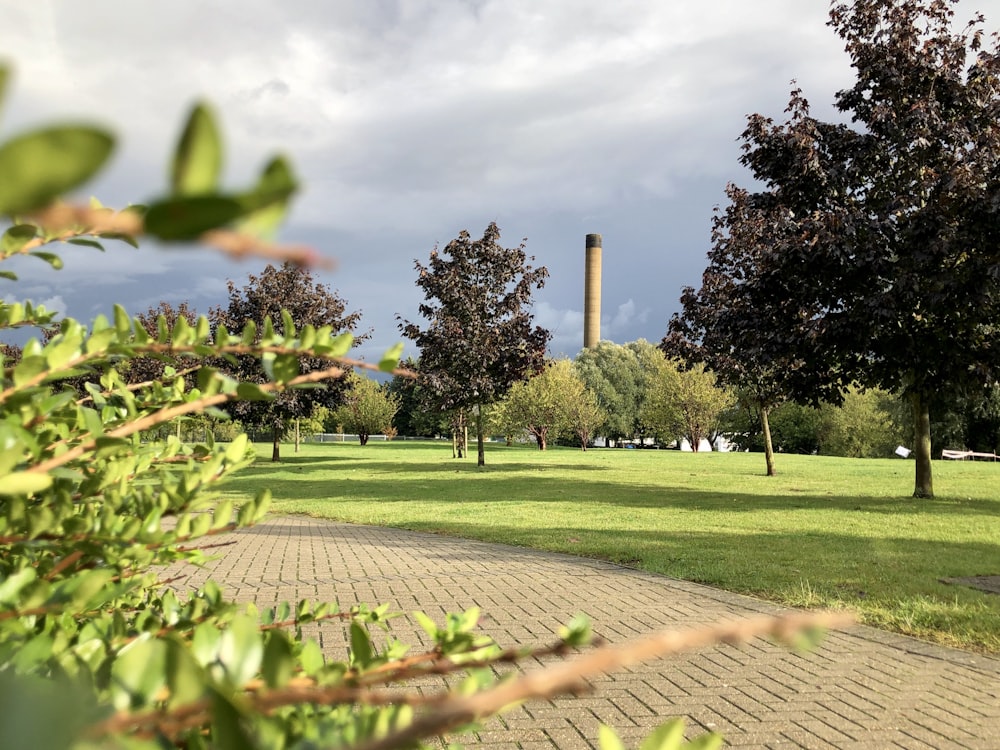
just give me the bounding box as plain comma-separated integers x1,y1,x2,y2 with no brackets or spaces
3,0,998,364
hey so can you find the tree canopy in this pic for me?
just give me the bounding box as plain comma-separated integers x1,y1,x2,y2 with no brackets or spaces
332,371,400,445
500,359,588,451
668,0,1000,495
399,222,549,466
575,340,663,445
211,262,361,461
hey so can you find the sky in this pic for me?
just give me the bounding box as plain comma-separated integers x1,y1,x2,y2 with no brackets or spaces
3,0,999,365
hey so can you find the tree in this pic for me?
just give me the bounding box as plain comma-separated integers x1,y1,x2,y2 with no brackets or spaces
501,359,578,450
566,371,606,451
818,387,906,458
575,340,664,445
211,262,361,461
641,358,734,451
663,183,808,475
386,357,451,438
332,371,400,445
660,362,734,452
399,222,550,466
486,397,527,446
768,402,824,455
703,0,1000,496
673,364,735,452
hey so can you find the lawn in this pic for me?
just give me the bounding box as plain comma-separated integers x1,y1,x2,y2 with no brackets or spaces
217,441,1000,654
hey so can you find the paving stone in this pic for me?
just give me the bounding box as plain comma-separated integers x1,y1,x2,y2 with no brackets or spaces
161,516,1000,749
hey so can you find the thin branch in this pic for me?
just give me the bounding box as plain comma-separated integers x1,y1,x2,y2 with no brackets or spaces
75,365,203,405
354,610,857,750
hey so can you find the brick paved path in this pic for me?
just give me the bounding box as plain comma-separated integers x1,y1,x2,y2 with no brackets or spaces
165,516,1000,749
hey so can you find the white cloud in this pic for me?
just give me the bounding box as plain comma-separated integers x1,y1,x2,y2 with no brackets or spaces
605,298,651,337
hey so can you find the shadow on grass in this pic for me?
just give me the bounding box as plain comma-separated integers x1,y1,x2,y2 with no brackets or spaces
242,458,611,475
224,465,1000,518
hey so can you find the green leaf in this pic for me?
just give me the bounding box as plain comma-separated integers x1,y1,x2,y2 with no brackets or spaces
639,719,686,750
0,66,8,113
299,638,324,675
271,353,299,383
236,382,273,401
111,636,168,710
166,639,207,708
413,611,439,639
1,224,37,256
192,622,222,666
599,725,627,750
0,568,37,604
0,472,53,497
0,126,115,215
217,615,263,687
113,304,131,337
212,499,233,529
209,688,256,750
379,342,405,372
559,614,593,648
349,621,374,668
261,631,294,688
280,309,295,338
66,238,104,251
236,156,298,239
0,270,17,280
28,251,63,269
684,732,724,750
171,103,222,196
143,195,244,241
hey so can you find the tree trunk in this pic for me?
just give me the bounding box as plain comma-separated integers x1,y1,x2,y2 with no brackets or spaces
911,392,934,498
476,403,485,466
271,431,280,462
359,432,369,446
761,405,776,477
688,429,700,452
294,418,300,453
533,429,547,451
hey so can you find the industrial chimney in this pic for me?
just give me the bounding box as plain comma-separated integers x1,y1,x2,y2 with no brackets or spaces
584,233,602,349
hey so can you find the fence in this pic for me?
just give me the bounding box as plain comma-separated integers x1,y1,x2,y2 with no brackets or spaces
941,449,999,461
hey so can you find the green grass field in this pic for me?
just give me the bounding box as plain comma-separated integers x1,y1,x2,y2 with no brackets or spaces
218,441,1000,653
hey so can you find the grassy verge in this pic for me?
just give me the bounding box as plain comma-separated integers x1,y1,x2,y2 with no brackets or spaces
219,441,1000,654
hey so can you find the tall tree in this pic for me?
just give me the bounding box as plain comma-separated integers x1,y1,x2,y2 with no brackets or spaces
664,184,808,475
211,262,361,461
676,0,1000,496
575,340,663,445
399,222,550,466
